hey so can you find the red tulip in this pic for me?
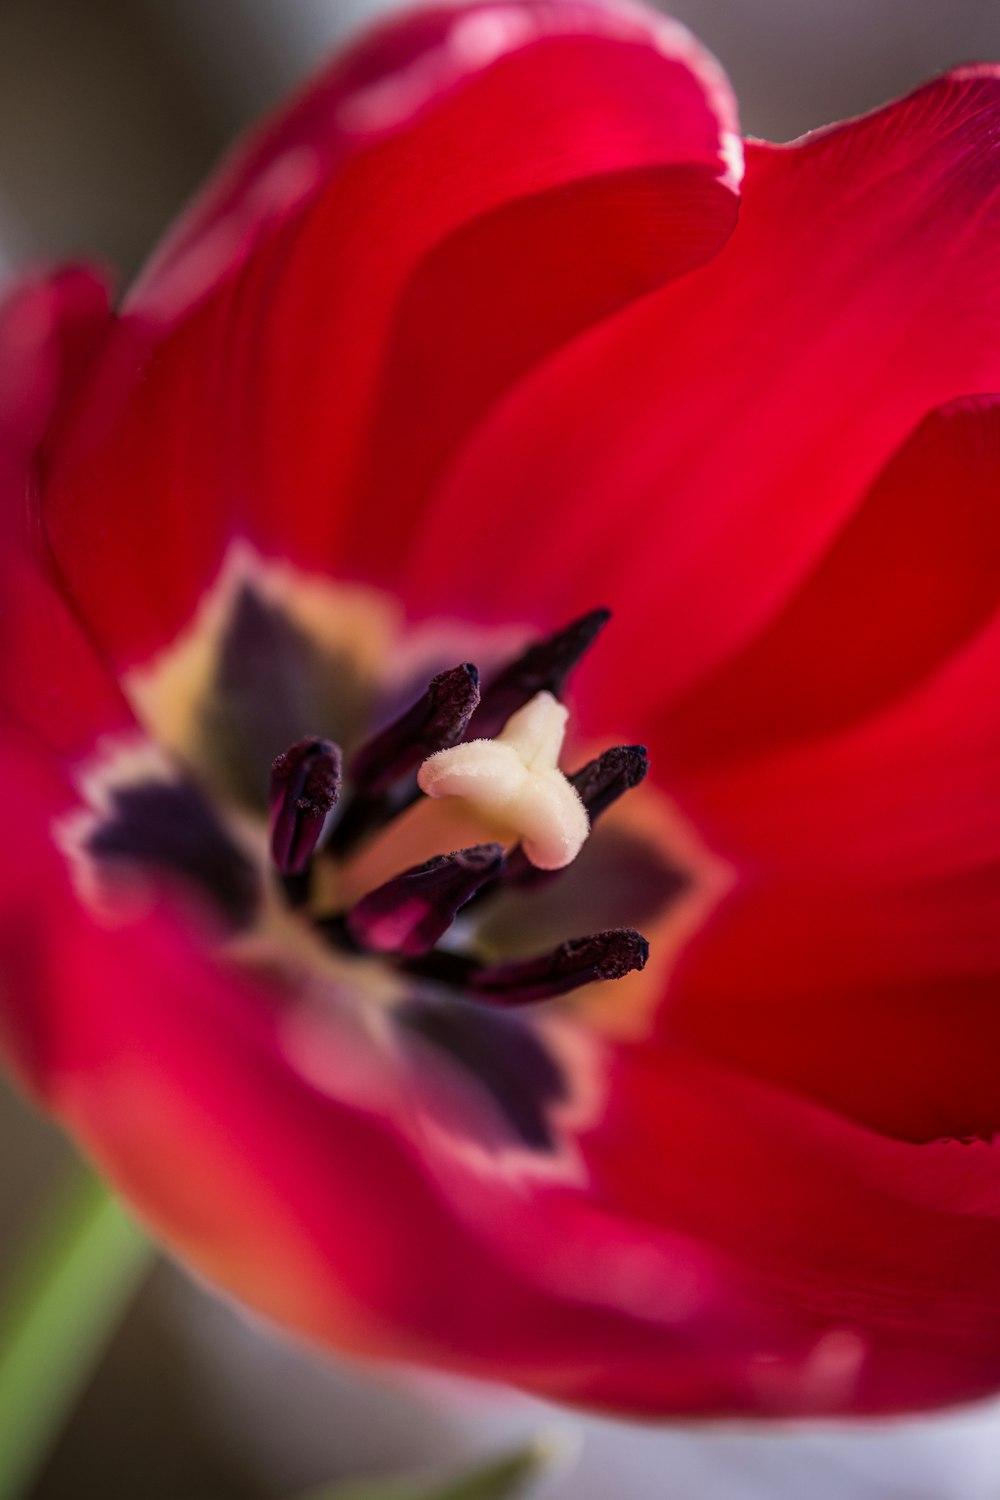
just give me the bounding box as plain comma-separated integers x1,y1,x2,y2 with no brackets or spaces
2,0,1000,1418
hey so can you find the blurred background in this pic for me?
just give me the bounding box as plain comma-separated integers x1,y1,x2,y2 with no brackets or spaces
3,1,1000,1497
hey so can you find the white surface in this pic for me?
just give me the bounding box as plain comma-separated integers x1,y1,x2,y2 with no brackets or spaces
173,1270,1000,1500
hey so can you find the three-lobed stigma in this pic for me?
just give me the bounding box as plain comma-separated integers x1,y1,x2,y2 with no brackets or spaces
417,691,590,871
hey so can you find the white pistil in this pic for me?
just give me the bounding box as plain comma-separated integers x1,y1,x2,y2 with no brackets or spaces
416,691,589,871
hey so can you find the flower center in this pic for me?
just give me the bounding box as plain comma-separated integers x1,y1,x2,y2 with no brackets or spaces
260,611,652,1006
61,555,721,1159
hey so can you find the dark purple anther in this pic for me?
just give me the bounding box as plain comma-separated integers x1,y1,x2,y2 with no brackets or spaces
270,737,342,876
469,928,648,1005
570,744,649,821
472,608,610,739
349,663,480,792
345,844,504,957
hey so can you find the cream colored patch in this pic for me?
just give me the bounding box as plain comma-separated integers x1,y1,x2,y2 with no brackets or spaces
124,542,399,782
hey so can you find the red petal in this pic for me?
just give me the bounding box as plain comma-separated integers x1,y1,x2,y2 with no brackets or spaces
652,446,1000,1158
590,1043,1000,1414
660,396,1000,772
42,1,741,670
402,69,1000,736
0,270,132,756
673,965,1000,1146
674,589,1000,892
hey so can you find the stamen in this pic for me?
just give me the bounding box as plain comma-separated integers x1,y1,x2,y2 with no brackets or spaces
472,609,610,739
344,844,504,957
349,663,481,791
270,738,342,876
469,928,649,1005
330,664,480,857
570,744,649,820
417,692,589,871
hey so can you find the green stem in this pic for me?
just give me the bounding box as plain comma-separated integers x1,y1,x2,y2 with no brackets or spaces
310,1440,559,1500
0,1165,153,1500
